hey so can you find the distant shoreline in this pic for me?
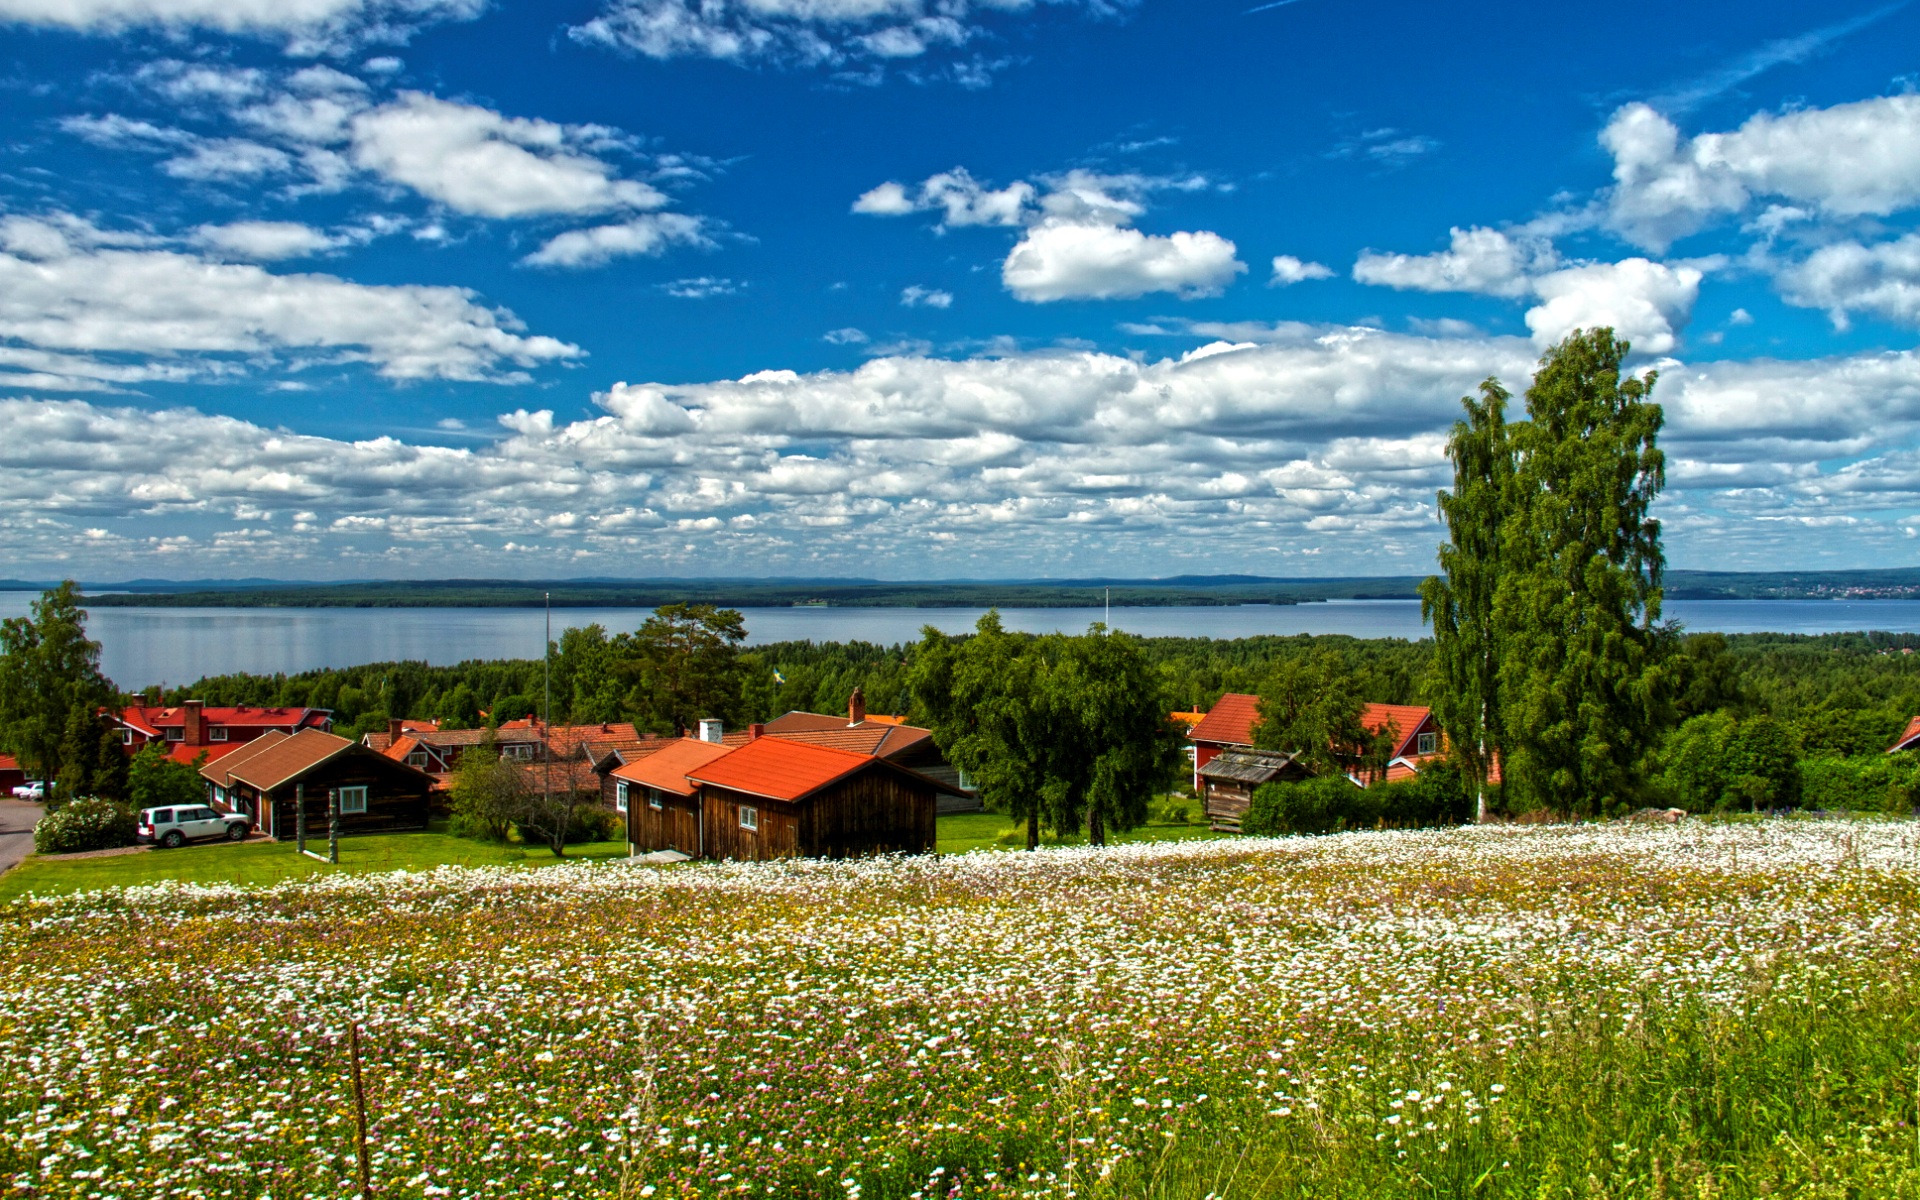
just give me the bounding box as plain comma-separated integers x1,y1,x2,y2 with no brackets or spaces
4,568,1919,608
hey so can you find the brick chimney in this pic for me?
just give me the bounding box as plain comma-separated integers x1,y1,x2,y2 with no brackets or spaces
389,717,405,742
749,723,765,741
848,687,865,727
183,700,205,745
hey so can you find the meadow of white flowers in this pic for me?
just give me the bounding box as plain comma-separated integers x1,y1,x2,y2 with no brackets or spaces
3,820,1917,1198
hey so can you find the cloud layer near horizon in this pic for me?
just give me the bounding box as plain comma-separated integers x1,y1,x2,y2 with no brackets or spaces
10,330,1920,578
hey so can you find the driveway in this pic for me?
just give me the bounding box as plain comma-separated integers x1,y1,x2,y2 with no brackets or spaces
0,798,43,876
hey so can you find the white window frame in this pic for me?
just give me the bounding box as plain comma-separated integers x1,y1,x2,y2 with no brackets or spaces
503,743,534,761
209,726,229,742
738,805,759,832
615,780,629,813
1416,732,1439,756
407,752,429,769
121,729,135,746
648,789,664,811
337,786,369,815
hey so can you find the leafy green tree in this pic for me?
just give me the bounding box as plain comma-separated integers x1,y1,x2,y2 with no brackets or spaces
435,682,481,730
1722,715,1801,811
54,703,127,804
448,735,522,842
1252,651,1387,779
0,583,116,791
1420,378,1512,822
911,613,1052,849
1497,329,1669,816
127,742,207,812
1042,627,1183,845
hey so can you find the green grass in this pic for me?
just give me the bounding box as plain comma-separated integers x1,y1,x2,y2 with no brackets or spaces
0,829,630,903
0,808,1225,902
934,807,1227,854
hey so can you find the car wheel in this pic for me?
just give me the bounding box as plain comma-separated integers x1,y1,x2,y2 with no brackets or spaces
160,830,184,849
226,823,247,842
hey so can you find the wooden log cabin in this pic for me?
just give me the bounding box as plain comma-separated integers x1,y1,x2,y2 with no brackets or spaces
201,727,435,839
608,736,736,858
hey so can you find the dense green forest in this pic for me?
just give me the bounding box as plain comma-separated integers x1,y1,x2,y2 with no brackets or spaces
147,627,1920,763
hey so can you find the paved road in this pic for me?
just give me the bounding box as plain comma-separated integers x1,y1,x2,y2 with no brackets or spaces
0,798,44,876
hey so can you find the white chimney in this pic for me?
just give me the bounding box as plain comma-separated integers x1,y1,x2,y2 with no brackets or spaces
698,719,723,744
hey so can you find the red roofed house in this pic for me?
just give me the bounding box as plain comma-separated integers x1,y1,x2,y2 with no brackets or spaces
0,753,24,795
1889,716,1920,753
1188,692,1445,824
116,700,332,768
679,731,966,861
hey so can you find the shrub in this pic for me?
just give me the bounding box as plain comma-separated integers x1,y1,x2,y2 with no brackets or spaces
33,796,136,855
1800,755,1920,814
1657,711,1802,812
1244,764,1472,836
1157,801,1190,825
561,803,622,844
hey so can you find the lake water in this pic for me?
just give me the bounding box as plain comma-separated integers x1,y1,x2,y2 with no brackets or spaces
4,593,1920,688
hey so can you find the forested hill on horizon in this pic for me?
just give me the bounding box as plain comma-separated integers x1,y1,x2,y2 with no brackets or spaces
6,568,1920,608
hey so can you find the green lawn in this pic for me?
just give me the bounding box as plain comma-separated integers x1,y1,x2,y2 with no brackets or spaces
0,830,631,903
0,810,1227,902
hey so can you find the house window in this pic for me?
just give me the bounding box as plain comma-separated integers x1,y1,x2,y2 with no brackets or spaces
956,768,975,791
738,805,759,831
1416,732,1439,756
166,728,183,742
407,752,429,769
615,781,629,813
209,726,229,742
337,786,369,815
121,729,135,745
502,743,534,761
648,789,663,811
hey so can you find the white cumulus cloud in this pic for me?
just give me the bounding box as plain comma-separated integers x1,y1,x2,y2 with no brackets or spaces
350,92,667,219
1269,255,1332,286
0,214,580,386
1352,226,1557,298
522,213,710,268
1524,258,1702,355
1003,222,1244,302
0,0,486,52
1778,234,1920,329
1603,95,1920,250
191,221,341,260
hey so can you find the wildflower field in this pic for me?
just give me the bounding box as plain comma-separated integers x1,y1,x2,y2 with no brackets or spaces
5,822,1920,1199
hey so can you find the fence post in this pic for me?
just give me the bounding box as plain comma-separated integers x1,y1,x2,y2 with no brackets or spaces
296,783,306,855
348,1024,374,1199
328,788,340,865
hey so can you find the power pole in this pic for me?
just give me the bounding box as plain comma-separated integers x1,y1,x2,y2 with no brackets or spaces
543,591,552,848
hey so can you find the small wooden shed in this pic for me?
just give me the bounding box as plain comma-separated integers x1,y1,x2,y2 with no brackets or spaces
1197,748,1309,832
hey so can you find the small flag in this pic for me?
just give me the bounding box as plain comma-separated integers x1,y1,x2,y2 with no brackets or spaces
773,670,787,684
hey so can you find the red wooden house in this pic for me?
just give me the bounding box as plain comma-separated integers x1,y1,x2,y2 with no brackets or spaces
115,701,333,768
1188,692,1445,822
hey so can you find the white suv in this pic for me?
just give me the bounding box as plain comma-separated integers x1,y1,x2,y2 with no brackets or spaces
137,805,250,848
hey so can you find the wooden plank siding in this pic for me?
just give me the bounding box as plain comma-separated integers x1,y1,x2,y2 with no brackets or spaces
236,755,432,840
694,769,937,862
626,787,704,857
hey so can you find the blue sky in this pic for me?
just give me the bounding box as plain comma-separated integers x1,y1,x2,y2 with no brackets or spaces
3,0,1920,580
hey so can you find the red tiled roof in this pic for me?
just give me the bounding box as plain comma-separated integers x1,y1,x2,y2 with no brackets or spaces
0,754,17,773
1891,716,1920,753
686,737,881,803
219,728,358,792
1361,703,1435,759
156,742,247,768
611,737,737,797
200,730,291,788
1189,693,1261,747
385,735,422,762
121,704,330,730
768,723,932,759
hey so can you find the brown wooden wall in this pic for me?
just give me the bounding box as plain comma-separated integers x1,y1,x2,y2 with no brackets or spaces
1204,781,1253,830
626,786,703,856
797,769,936,858
700,787,800,861
255,752,432,839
